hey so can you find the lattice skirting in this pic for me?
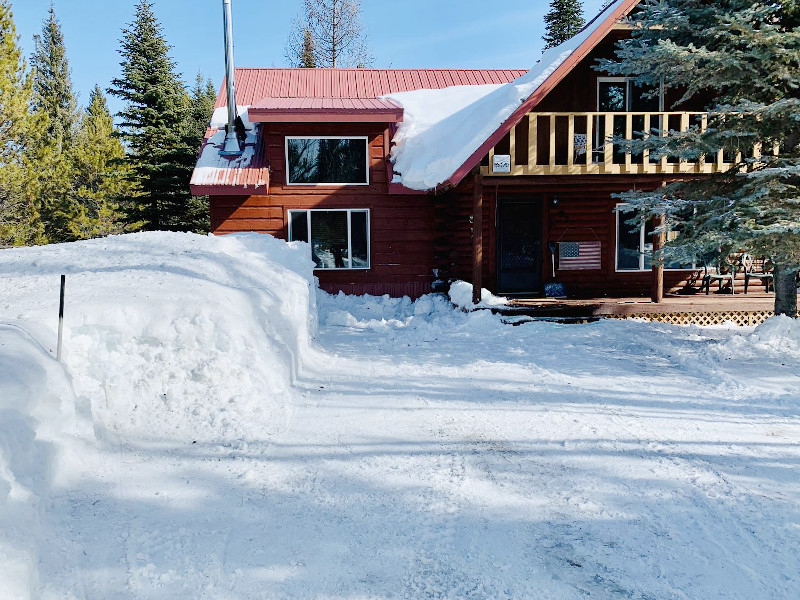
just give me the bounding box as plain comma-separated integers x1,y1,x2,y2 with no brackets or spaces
607,311,779,327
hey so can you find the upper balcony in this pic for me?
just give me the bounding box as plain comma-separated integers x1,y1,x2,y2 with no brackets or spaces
480,111,754,177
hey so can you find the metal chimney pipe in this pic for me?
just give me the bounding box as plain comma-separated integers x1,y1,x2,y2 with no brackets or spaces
221,0,242,155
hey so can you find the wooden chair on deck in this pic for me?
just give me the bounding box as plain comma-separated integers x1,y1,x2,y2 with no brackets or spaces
701,255,737,295
741,253,773,294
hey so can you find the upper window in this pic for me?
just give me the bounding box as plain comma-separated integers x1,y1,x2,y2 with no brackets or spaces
597,77,664,113
286,137,369,185
288,209,370,270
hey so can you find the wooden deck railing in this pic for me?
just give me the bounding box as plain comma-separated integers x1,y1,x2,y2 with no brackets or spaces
481,111,764,177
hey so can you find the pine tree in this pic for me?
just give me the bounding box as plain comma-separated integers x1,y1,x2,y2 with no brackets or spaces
301,29,316,68
543,0,585,50
109,0,192,231
186,73,217,144
0,0,44,246
286,0,371,68
601,0,800,316
178,73,217,233
70,85,129,238
29,3,85,244
30,4,78,152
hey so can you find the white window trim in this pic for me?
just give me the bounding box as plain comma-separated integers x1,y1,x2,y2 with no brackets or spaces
285,136,370,186
615,204,696,272
596,77,665,112
596,77,628,112
288,208,371,271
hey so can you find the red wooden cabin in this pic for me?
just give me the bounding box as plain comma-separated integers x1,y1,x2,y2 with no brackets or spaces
190,0,737,302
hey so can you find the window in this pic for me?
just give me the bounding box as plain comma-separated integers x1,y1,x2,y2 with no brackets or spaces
616,207,652,271
596,78,665,165
288,209,370,270
616,206,694,271
597,77,664,112
286,137,369,185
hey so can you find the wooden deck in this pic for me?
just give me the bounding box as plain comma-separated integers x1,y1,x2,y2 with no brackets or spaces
497,292,784,326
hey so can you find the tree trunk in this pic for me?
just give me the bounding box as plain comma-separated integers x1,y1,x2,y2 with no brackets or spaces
773,264,799,317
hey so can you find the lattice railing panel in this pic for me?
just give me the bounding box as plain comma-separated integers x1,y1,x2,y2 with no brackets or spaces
607,311,778,327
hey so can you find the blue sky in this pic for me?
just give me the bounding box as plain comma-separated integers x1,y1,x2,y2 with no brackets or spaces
10,0,609,114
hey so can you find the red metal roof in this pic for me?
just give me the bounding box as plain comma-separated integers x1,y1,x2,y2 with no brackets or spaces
248,97,405,123
216,68,527,107
195,0,636,195
194,69,525,196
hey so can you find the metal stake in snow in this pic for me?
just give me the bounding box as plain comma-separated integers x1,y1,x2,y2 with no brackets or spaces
221,0,242,156
57,274,65,362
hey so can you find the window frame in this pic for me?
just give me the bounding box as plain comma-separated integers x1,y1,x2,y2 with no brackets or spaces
615,204,695,273
596,77,665,112
285,136,370,187
287,208,371,271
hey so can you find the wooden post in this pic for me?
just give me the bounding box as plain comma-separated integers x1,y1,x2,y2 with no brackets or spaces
57,275,65,361
472,172,484,305
651,214,665,303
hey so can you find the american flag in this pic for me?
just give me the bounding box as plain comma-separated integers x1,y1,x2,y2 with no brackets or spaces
559,241,602,270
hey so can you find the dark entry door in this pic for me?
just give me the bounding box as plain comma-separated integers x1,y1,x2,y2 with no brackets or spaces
497,199,542,294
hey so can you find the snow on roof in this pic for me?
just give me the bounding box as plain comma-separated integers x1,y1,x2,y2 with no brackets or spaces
190,107,271,195
385,0,630,191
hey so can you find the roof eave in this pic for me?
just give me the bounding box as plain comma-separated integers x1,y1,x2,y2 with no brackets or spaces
248,109,404,123
190,183,269,196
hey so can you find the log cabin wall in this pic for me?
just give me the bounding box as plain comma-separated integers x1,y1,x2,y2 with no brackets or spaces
444,175,703,298
210,122,436,299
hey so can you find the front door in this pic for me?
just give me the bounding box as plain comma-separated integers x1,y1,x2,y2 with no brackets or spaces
497,199,542,294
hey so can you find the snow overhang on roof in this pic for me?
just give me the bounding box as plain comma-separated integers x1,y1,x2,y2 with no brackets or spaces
190,108,270,196
386,0,640,192
248,97,404,123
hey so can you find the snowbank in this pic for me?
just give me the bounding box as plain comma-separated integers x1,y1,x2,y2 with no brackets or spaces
385,0,627,190
317,290,461,333
0,326,90,600
714,315,800,360
0,232,316,443
448,280,509,310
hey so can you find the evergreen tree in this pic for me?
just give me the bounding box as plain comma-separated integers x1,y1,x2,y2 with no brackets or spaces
286,0,371,68
70,85,129,238
186,73,217,144
178,73,217,233
301,29,316,68
109,0,193,231
29,3,85,244
543,0,585,50
601,0,800,316
30,3,78,152
0,0,44,246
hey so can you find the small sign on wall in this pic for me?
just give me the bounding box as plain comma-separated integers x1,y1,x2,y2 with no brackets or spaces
492,154,511,173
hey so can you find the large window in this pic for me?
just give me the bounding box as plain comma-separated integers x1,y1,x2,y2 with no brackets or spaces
288,209,370,270
616,206,694,271
286,137,369,185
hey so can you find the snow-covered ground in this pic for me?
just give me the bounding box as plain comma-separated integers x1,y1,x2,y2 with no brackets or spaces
1,232,799,599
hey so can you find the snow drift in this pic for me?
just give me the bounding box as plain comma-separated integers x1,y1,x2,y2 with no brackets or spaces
0,232,317,443
0,327,89,600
